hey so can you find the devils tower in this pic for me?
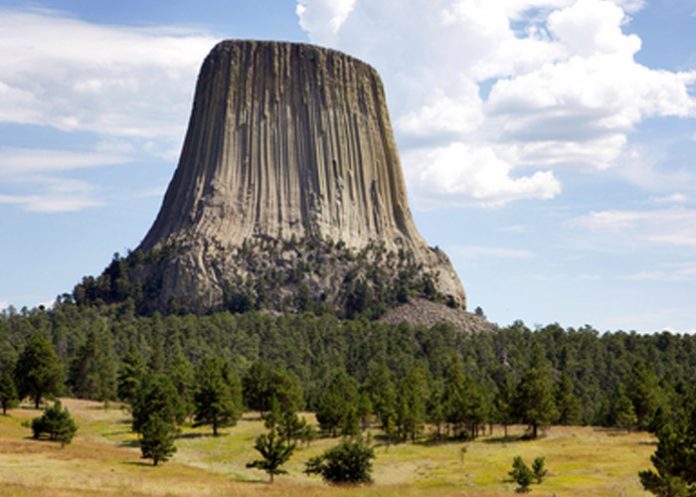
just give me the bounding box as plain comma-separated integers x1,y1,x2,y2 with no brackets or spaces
84,40,468,318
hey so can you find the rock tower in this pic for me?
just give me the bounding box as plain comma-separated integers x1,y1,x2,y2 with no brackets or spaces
129,40,466,316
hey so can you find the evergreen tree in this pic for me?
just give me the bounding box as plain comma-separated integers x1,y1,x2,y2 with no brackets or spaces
492,372,515,439
0,371,18,415
15,335,64,408
316,371,359,436
246,429,296,482
513,349,558,439
305,436,375,485
532,456,548,483
627,361,664,430
242,361,303,416
140,414,178,466
614,391,638,430
395,366,430,442
442,358,487,439
193,357,242,436
555,372,581,425
31,400,77,448
509,456,533,493
356,391,373,432
363,361,397,432
640,419,696,497
131,374,185,433
117,342,146,404
68,323,117,403
166,352,195,420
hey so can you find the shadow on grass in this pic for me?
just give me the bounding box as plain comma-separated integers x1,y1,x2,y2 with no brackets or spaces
119,439,140,448
176,431,228,440
482,434,526,444
122,461,155,467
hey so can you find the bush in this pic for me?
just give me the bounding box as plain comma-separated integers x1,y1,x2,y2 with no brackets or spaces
305,437,375,485
31,400,77,447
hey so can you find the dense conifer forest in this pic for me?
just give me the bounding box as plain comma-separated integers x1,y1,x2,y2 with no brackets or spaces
1,296,693,438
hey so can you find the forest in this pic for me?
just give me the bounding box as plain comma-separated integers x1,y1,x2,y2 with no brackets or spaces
1,297,693,435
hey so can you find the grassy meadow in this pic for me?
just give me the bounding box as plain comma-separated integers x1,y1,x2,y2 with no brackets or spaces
0,398,654,497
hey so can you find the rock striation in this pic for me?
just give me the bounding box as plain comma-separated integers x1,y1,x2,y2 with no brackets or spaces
127,40,467,316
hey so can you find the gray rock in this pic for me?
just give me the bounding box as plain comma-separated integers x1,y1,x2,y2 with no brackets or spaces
135,40,467,315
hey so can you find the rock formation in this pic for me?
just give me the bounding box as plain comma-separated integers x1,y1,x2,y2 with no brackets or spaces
110,40,467,317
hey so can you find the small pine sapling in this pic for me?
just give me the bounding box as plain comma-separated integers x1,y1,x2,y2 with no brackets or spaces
509,456,534,493
532,456,548,483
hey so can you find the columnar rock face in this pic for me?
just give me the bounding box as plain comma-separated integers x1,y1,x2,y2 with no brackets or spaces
134,40,466,315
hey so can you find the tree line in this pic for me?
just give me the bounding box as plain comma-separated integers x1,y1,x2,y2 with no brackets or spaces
1,300,693,438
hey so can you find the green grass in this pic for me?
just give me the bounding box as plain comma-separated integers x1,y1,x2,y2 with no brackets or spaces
0,398,655,497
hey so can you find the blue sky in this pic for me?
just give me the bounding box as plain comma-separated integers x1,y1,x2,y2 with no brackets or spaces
0,0,694,333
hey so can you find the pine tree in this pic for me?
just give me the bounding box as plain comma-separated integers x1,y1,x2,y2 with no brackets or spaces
396,366,430,442
0,371,18,415
364,361,397,433
140,414,177,466
166,352,195,420
555,372,581,425
513,349,558,439
627,361,664,430
242,362,303,417
532,456,548,483
117,342,146,404
246,429,296,483
640,420,696,497
31,400,77,448
131,374,185,433
509,456,533,493
316,371,358,436
15,335,64,408
68,323,117,404
615,391,638,430
193,357,242,436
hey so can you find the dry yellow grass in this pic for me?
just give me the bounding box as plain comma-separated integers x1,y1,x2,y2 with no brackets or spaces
0,398,655,497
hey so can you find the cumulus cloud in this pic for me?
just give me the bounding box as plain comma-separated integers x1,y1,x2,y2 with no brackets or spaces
295,0,696,207
407,143,560,206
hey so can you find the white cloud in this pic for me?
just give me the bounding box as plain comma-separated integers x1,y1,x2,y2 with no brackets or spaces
407,143,561,206
0,147,129,213
0,192,104,213
295,0,696,206
0,147,128,175
576,208,696,247
454,245,536,259
0,9,218,213
296,0,356,42
652,193,689,204
0,9,216,150
0,300,8,311
625,263,696,282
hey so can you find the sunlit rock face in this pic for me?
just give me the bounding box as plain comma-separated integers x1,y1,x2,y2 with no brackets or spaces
136,40,466,315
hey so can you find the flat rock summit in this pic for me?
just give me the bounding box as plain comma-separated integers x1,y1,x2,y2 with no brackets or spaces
83,40,485,327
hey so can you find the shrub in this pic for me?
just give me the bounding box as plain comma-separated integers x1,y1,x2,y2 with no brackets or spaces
31,400,77,447
305,437,375,485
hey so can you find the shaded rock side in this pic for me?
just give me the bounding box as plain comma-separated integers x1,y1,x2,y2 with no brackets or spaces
135,40,466,314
